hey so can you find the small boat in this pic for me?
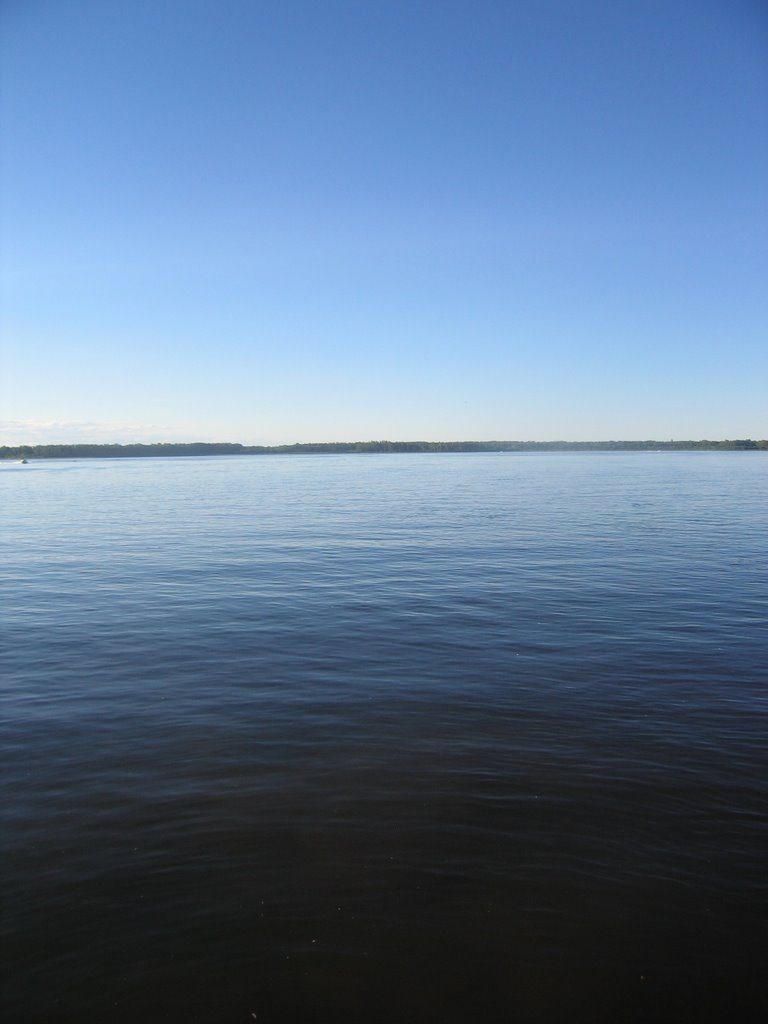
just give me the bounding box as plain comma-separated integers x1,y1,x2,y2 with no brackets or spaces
18,458,28,464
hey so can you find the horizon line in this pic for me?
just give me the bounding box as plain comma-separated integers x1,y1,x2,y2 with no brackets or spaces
3,437,767,454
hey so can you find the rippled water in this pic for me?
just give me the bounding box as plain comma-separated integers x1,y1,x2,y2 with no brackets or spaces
2,453,766,1023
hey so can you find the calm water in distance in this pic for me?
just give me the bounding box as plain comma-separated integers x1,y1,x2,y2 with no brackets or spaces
2,453,766,1023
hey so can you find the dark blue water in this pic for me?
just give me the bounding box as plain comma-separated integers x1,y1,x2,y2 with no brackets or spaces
2,453,766,1023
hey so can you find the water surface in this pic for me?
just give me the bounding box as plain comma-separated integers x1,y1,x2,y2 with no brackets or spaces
2,453,766,1022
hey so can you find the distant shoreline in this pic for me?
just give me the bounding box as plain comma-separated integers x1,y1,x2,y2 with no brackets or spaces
2,439,767,459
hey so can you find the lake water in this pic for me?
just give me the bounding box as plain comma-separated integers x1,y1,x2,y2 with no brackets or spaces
1,453,766,1023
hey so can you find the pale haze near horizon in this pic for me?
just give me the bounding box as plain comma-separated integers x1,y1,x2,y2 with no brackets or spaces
1,0,766,446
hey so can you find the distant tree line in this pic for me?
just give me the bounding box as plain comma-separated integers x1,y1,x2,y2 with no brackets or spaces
1,442,245,459
240,439,768,454
2,439,767,459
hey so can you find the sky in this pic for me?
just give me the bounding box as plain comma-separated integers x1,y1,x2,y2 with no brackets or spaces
1,0,766,445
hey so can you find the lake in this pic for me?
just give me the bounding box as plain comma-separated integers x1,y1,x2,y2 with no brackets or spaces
1,453,766,1022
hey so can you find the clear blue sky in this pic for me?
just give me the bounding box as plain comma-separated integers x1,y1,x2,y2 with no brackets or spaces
1,0,766,444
